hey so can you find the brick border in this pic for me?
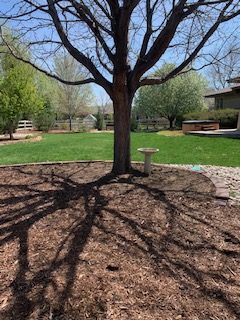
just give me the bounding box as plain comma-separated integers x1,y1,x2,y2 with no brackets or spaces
0,160,230,201
207,176,230,200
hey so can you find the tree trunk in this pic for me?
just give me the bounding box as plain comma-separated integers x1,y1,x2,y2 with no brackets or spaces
112,89,132,175
69,115,72,131
168,117,175,130
8,123,14,140
9,131,14,140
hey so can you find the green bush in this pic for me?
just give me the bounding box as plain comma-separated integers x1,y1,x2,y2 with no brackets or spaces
25,134,33,139
58,122,68,130
95,111,105,130
131,110,138,132
33,105,55,132
0,116,6,134
78,123,88,133
184,108,239,128
175,115,184,129
0,116,18,135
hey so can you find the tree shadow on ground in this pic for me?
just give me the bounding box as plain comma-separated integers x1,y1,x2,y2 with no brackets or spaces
0,163,239,319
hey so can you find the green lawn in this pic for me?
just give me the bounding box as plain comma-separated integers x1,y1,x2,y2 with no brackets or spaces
0,132,239,167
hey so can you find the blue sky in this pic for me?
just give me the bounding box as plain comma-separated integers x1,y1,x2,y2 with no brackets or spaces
0,1,239,104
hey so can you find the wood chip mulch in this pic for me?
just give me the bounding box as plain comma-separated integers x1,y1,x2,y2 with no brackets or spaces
0,162,239,320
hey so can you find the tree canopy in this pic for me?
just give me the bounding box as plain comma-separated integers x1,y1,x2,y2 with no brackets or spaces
54,54,93,130
135,64,207,128
0,48,43,139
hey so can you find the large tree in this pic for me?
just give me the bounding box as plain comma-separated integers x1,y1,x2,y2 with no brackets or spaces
135,64,207,128
1,1,240,172
54,54,93,130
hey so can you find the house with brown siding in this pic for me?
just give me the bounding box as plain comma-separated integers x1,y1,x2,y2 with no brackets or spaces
205,84,240,110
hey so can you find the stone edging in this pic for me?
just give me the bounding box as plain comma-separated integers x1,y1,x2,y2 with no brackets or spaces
0,160,230,202
206,176,230,200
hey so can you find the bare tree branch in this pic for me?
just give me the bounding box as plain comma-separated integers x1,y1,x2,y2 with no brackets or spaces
0,27,96,86
47,0,112,94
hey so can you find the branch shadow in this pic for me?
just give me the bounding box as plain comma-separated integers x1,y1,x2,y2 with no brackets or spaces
0,163,239,319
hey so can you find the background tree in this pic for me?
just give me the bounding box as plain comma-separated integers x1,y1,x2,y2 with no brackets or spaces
0,51,43,139
1,1,240,172
95,109,105,131
94,96,113,130
33,99,56,132
135,64,207,129
207,41,240,89
54,54,93,131
33,71,58,132
96,96,113,120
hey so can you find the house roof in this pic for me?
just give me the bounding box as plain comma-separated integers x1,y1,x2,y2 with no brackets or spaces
227,76,240,83
205,84,240,98
83,114,97,121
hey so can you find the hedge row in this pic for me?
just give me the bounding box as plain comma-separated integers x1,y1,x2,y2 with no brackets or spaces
183,108,239,128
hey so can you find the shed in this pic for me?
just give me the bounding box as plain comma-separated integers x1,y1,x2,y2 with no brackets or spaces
82,114,97,129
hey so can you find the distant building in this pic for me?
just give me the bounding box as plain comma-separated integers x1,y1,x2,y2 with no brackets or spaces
82,114,97,128
205,81,240,110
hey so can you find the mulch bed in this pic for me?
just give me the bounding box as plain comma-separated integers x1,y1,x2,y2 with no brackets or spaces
0,162,239,320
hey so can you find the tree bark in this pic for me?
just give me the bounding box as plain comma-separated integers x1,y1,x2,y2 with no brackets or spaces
69,115,72,131
112,85,132,175
8,122,14,140
168,117,175,130
9,129,14,140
